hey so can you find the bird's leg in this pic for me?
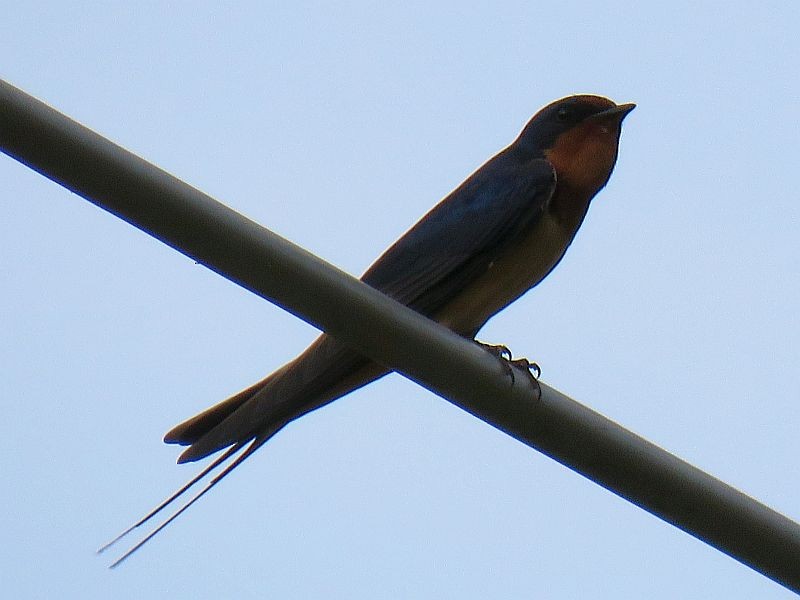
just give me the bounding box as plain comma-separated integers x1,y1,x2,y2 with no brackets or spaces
474,341,542,399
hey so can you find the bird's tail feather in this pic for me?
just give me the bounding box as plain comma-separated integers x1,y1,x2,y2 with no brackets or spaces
101,335,384,566
174,336,385,464
100,375,295,565
163,366,288,446
98,424,282,568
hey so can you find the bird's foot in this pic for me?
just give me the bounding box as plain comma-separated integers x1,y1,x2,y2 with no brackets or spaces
476,342,513,362
475,341,542,399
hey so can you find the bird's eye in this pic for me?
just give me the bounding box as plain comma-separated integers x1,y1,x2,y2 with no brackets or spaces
556,107,570,122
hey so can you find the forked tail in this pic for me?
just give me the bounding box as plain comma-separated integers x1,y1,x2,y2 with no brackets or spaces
98,421,283,568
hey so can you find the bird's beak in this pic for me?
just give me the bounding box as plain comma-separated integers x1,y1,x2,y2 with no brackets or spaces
589,103,636,122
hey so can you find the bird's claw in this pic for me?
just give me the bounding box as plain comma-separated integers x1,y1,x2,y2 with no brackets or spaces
476,342,513,361
510,358,541,380
508,357,542,400
476,341,542,399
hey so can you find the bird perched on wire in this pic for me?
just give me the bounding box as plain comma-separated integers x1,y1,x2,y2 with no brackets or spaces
103,94,634,564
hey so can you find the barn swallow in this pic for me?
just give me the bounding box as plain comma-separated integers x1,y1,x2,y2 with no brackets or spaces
102,94,634,564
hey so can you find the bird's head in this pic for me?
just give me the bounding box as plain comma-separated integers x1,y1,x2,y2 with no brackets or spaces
515,95,635,195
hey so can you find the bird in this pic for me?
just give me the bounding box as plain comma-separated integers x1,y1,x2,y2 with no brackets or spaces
102,94,634,565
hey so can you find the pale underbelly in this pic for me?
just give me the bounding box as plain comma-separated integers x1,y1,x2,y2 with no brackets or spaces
435,210,574,336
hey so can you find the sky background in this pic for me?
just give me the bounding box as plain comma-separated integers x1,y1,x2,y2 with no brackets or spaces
2,2,799,598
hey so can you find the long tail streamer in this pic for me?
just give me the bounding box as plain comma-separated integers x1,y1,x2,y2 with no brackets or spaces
98,435,268,567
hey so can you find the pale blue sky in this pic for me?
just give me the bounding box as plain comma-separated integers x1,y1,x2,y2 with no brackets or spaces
2,2,799,598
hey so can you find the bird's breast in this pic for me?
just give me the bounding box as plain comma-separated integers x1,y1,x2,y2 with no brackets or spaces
436,208,575,336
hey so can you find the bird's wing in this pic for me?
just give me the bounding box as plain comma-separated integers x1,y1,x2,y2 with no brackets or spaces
362,155,556,318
